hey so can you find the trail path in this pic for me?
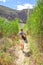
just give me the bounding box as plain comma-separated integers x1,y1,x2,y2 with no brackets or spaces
15,40,30,65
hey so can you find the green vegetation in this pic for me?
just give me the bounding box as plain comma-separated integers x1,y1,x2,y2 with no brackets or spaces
27,0,43,51
27,0,43,65
0,18,19,37
0,17,19,65
0,0,43,65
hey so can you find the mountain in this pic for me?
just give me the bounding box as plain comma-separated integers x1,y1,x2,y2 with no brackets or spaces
0,5,33,23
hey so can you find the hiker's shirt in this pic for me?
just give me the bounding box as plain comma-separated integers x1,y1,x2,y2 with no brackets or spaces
19,31,26,38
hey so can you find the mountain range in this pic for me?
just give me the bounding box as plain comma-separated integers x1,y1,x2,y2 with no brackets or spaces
0,5,33,23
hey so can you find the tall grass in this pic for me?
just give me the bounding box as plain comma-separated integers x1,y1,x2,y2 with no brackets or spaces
27,0,43,65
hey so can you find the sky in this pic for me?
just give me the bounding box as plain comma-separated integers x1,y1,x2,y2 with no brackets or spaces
0,0,36,10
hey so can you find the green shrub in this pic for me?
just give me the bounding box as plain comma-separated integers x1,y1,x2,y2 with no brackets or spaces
0,18,19,37
27,0,43,65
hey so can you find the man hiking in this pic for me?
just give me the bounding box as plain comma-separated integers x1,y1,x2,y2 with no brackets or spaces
19,29,28,43
18,29,28,52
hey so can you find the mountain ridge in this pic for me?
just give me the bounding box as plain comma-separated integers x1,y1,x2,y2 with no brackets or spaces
0,5,33,23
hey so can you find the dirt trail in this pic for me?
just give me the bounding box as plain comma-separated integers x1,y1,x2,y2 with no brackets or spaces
15,40,30,65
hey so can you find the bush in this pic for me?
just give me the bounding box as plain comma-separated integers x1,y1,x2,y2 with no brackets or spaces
27,0,43,65
0,18,19,37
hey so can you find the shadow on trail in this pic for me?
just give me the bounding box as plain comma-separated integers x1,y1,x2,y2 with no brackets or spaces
23,51,31,57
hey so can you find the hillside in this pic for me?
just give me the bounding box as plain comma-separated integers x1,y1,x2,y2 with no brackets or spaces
0,5,33,23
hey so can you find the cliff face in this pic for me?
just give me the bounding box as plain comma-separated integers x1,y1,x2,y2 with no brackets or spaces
0,5,33,23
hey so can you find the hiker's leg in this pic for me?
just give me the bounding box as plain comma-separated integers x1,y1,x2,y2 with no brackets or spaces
21,43,24,50
23,37,28,43
21,40,24,50
25,39,28,43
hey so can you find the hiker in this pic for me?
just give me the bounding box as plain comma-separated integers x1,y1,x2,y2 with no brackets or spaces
19,29,28,43
19,29,28,52
18,29,28,52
